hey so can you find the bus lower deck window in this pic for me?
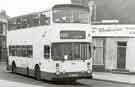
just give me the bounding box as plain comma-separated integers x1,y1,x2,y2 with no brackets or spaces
9,45,33,58
44,46,50,59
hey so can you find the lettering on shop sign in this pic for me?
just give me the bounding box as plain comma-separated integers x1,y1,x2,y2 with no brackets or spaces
129,31,135,34
99,28,122,32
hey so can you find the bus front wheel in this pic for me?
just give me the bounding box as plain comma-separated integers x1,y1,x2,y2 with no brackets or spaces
26,67,29,76
34,65,41,80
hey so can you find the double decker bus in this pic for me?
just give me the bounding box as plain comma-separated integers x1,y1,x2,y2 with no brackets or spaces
7,4,93,81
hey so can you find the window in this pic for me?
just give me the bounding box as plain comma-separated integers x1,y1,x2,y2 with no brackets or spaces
71,0,89,6
27,47,33,57
8,11,50,31
117,42,127,47
0,23,3,34
9,45,33,58
2,23,7,35
40,11,50,25
44,46,50,59
51,43,91,61
53,5,89,24
9,46,16,56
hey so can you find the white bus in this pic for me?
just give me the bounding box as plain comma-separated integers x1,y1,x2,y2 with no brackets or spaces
7,4,93,81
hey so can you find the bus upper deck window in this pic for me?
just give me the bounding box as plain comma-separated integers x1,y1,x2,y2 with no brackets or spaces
44,46,50,59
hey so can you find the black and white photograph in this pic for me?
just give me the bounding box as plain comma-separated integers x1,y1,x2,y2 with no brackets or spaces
0,0,135,87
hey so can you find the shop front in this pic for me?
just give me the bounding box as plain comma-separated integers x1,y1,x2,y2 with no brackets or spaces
92,25,135,72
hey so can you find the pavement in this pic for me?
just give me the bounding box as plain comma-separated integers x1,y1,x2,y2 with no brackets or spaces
0,79,44,87
93,72,135,84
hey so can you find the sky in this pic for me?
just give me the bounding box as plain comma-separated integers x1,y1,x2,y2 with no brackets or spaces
0,0,71,17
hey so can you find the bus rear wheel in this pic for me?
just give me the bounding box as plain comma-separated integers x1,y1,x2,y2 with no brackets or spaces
64,79,76,83
34,65,41,80
12,62,16,73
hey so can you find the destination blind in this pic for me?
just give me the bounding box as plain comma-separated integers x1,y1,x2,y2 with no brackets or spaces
60,31,86,39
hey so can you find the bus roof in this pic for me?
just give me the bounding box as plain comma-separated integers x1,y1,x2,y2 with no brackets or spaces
53,4,89,9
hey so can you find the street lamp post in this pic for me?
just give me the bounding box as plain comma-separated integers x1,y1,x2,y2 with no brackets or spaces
88,1,96,25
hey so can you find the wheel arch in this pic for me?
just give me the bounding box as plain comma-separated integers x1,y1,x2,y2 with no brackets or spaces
34,64,40,69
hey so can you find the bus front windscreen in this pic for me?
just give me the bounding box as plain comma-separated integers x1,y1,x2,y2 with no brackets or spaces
51,43,91,61
52,5,89,24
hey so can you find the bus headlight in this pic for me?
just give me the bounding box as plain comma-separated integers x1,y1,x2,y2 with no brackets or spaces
87,69,91,73
56,71,60,75
56,63,60,75
87,62,92,73
87,62,90,69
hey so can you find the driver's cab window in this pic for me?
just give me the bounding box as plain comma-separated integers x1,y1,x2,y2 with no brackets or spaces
44,45,50,59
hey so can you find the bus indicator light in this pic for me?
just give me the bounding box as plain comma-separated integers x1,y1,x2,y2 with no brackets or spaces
56,63,60,75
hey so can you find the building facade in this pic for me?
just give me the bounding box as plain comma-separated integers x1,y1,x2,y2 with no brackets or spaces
0,11,8,62
92,25,135,72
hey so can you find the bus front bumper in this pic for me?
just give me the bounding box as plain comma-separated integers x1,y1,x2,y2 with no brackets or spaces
42,71,93,80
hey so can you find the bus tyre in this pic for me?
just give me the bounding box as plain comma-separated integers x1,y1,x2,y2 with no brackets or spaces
26,67,29,76
12,62,16,73
34,65,41,80
90,75,93,79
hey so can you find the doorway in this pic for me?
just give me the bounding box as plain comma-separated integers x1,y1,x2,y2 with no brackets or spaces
93,39,105,71
117,42,127,69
